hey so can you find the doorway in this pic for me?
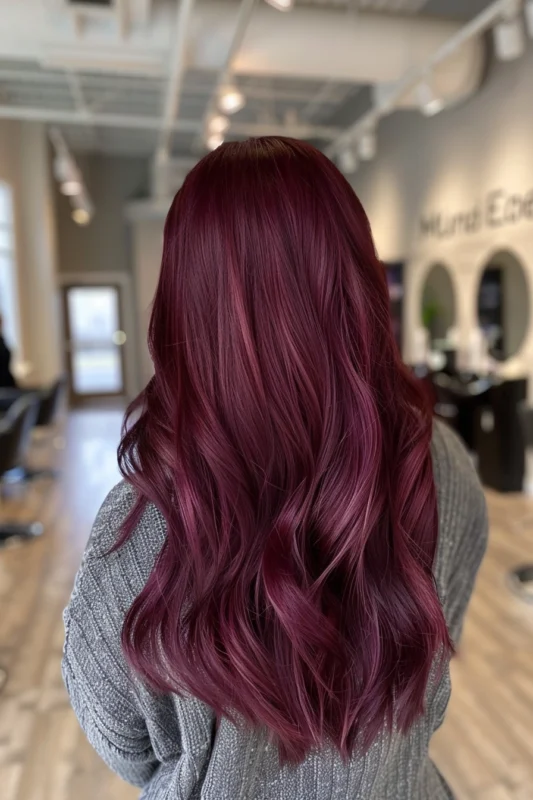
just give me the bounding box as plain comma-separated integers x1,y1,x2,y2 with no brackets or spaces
63,285,126,402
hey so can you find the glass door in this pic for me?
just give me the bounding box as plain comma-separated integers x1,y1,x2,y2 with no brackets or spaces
63,285,126,400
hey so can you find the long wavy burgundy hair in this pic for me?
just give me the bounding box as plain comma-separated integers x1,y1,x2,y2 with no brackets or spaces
118,137,452,763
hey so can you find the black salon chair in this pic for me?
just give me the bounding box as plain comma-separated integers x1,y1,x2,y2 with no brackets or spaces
24,377,66,480
34,377,65,428
0,377,66,480
0,394,44,543
0,388,21,414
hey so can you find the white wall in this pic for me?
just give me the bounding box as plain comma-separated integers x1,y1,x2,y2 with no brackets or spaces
129,216,164,389
54,154,150,397
55,155,148,275
0,120,62,385
353,42,533,386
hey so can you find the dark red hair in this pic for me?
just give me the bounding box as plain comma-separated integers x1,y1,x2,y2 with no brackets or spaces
118,137,452,763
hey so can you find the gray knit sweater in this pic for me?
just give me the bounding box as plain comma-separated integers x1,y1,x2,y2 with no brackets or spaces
63,421,487,799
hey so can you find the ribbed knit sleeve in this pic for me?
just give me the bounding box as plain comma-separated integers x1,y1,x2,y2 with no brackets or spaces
62,424,489,799
62,482,166,788
432,421,488,645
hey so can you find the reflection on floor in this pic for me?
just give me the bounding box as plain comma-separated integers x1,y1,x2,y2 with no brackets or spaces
0,408,532,800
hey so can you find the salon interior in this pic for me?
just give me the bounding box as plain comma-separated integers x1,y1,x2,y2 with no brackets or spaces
0,1,533,798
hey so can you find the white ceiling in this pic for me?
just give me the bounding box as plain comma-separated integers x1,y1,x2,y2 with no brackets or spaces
0,0,492,158
0,56,359,156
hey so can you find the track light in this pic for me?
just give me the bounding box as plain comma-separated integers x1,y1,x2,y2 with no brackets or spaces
416,82,444,117
208,115,230,135
219,86,245,115
493,14,525,61
70,188,93,226
206,132,224,151
71,208,91,226
60,179,83,196
338,148,358,175
54,155,83,194
358,130,377,162
525,0,533,37
50,127,94,219
264,0,294,10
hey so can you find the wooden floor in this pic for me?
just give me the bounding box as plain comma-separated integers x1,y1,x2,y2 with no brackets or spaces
1,408,532,800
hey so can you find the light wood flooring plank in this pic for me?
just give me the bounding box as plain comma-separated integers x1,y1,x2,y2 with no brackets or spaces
1,408,533,799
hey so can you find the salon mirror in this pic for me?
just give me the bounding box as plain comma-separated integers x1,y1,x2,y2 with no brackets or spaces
421,263,456,348
477,250,529,362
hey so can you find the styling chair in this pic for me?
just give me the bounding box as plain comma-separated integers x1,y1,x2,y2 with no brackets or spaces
23,377,66,480
0,394,44,543
0,376,66,480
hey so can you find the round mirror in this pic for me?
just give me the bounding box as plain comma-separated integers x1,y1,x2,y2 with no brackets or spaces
421,263,456,347
477,250,529,361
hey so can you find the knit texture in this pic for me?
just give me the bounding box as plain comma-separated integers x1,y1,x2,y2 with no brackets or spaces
63,420,487,799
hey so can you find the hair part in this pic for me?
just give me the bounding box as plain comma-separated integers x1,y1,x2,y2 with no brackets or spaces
117,136,452,763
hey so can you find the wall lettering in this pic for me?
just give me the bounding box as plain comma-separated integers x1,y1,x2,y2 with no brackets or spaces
420,188,533,239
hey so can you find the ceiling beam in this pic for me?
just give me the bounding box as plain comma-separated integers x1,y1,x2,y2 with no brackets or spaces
66,70,89,115
0,68,341,105
200,0,257,146
326,0,512,159
158,0,197,158
0,104,341,141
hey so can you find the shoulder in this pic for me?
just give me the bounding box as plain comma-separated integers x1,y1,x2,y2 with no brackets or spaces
431,419,485,515
431,419,488,583
67,480,167,617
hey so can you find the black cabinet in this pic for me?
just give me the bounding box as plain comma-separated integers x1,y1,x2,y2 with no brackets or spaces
474,379,527,493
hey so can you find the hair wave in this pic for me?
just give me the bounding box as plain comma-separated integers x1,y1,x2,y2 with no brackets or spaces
117,137,452,763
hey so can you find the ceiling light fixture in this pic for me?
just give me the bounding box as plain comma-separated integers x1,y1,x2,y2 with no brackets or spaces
416,81,445,117
358,130,377,162
70,187,94,226
338,148,358,175
493,1,526,62
264,0,294,10
208,115,230,135
206,132,224,151
219,86,245,114
50,127,94,220
60,179,83,196
71,208,91,226
526,0,533,38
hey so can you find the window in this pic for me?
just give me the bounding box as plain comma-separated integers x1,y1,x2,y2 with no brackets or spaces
0,182,19,358
64,286,125,396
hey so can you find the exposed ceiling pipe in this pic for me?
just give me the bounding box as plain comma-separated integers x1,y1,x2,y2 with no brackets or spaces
158,0,197,159
326,0,517,161
200,0,257,148
4,2,482,102
188,3,480,86
0,103,341,140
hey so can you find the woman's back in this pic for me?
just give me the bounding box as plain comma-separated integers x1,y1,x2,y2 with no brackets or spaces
63,137,487,798
63,421,486,799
